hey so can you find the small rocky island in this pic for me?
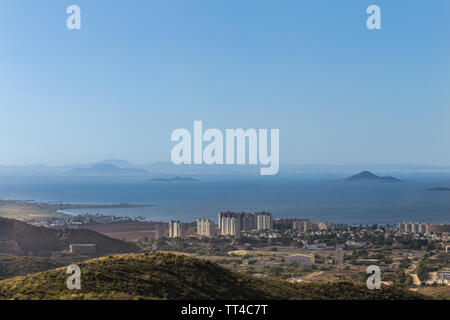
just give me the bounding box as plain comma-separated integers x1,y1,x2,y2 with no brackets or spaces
427,186,450,191
332,171,403,183
150,176,198,183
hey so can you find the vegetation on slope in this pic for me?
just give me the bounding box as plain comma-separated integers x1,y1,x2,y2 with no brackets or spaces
0,254,64,280
416,286,450,300
0,252,427,300
416,252,449,282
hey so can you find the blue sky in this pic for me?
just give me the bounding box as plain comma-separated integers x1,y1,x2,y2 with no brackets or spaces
0,0,449,166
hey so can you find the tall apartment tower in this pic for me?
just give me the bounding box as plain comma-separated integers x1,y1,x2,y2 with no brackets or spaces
222,216,241,236
293,220,303,232
218,212,222,230
303,220,312,232
169,220,183,238
242,214,257,232
256,212,273,231
419,223,429,234
406,223,412,233
197,219,216,237
399,221,407,232
219,212,241,236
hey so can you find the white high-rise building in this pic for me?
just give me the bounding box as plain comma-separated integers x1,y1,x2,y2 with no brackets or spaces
220,214,241,236
197,219,216,237
256,212,273,231
399,221,407,232
406,223,412,233
169,220,183,238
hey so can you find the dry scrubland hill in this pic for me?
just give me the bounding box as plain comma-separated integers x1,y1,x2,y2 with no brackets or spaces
0,217,140,256
0,252,427,300
0,254,64,280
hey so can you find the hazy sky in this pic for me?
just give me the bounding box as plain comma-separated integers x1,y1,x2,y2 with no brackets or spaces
0,0,449,166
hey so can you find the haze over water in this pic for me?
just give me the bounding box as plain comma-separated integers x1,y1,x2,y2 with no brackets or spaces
0,174,449,225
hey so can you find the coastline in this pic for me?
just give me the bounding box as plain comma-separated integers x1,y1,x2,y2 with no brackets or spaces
0,199,152,219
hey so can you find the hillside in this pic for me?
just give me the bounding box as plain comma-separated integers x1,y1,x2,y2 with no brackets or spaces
0,252,427,300
416,286,450,300
0,254,66,280
0,217,140,257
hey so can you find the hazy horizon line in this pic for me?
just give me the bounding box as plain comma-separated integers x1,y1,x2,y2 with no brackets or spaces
1,160,450,168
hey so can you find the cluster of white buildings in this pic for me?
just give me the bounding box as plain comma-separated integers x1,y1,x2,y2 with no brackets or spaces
169,212,275,237
167,212,274,238
426,270,450,286
292,219,334,232
197,219,216,237
399,221,429,234
219,211,273,236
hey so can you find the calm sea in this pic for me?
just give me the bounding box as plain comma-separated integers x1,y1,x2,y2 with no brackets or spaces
0,174,449,225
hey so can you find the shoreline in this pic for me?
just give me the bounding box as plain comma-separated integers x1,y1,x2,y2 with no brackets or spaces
0,199,153,219
1,199,449,227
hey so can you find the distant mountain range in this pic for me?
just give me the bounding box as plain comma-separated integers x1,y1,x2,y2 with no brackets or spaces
1,160,450,177
70,164,148,176
333,171,403,183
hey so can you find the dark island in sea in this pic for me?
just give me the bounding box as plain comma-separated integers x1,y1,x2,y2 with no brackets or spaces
332,171,403,183
427,186,450,191
150,176,198,183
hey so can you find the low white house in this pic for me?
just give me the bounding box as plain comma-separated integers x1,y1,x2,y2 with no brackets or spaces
285,254,315,266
